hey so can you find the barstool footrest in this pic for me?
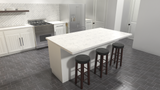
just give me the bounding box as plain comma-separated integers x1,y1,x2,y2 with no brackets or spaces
77,71,89,80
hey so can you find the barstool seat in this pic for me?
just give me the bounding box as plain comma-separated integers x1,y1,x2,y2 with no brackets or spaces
113,43,124,48
96,48,109,55
75,55,90,64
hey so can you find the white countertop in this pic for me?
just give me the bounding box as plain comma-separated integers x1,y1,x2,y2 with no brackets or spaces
46,28,132,54
0,21,66,31
48,21,66,24
85,19,92,21
0,24,34,31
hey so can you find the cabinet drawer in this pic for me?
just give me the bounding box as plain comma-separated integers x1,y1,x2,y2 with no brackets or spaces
54,24,64,28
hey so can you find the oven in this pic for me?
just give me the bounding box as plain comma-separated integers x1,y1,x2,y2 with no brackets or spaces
34,24,54,49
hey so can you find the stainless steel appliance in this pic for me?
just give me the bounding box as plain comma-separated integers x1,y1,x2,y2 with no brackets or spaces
59,4,85,33
28,19,54,49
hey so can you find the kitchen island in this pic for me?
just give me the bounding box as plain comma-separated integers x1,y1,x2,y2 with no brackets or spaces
46,28,132,83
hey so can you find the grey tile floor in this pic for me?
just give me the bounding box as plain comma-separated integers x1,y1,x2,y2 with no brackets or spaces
0,38,160,90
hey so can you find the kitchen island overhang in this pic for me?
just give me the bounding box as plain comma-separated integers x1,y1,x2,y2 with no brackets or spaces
46,28,132,83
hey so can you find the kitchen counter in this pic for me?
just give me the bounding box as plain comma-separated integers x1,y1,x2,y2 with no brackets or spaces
48,21,66,24
0,24,34,31
46,28,131,54
46,28,132,83
0,21,66,31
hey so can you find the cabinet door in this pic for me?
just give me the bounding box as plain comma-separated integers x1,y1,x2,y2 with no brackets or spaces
86,23,92,30
20,28,35,50
54,24,66,35
5,32,22,53
85,19,92,30
0,32,8,56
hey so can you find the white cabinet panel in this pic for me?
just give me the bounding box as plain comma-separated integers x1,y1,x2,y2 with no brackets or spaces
86,23,92,30
54,24,66,35
0,32,8,56
20,30,35,50
4,27,35,54
85,19,92,30
5,33,22,53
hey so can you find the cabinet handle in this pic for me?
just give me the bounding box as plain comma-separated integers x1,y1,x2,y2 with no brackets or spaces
21,37,24,46
19,38,22,46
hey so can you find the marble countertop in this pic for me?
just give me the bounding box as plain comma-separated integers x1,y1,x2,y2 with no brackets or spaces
46,28,132,54
48,21,66,24
0,21,66,31
0,24,34,31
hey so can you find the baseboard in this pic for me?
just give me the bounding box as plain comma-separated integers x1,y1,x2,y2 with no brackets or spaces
0,47,36,58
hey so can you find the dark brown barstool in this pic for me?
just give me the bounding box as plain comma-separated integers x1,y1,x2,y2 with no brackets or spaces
94,48,109,78
110,42,124,69
75,54,90,89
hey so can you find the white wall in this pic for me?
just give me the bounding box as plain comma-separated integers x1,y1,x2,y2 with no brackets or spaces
133,0,160,56
0,0,85,4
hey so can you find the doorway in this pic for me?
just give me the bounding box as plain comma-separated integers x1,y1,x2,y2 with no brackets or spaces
128,0,141,39
86,0,107,28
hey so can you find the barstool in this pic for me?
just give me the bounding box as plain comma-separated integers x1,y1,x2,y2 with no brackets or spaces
75,54,90,89
110,42,124,69
94,48,109,78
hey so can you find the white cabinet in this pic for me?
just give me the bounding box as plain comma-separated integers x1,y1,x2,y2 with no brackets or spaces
5,32,22,53
85,19,93,30
0,32,8,56
54,24,66,35
20,29,35,50
4,28,35,54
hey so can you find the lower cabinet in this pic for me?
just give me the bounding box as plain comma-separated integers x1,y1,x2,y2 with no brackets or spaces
0,32,8,56
5,32,22,53
54,24,66,35
85,19,93,30
4,27,35,54
20,30,35,50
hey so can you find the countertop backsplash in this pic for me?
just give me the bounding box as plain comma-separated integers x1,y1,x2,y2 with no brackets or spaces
0,3,60,28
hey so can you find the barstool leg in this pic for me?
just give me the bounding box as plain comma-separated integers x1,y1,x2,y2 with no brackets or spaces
100,55,104,78
120,48,123,67
87,62,90,85
114,48,118,64
110,47,114,66
106,54,108,75
75,62,78,84
116,49,120,69
94,53,98,74
81,64,84,89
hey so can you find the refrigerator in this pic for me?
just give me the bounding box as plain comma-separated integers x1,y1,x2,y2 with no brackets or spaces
59,4,86,33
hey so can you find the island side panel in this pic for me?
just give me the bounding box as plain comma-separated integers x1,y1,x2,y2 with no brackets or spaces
60,44,112,83
48,41,63,82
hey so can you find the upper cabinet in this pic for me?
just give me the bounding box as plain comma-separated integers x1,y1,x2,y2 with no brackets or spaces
0,32,8,56
4,27,35,54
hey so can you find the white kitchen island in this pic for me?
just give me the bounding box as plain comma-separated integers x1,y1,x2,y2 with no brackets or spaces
46,28,131,83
